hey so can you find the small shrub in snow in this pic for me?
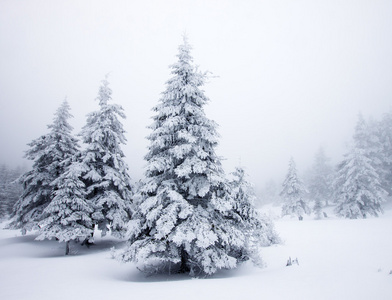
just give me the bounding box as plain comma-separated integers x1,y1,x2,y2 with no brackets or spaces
286,257,299,266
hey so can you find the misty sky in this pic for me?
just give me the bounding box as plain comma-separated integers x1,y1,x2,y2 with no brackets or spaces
1,0,392,190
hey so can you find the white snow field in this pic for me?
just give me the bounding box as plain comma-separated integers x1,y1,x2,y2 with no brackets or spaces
1,206,391,300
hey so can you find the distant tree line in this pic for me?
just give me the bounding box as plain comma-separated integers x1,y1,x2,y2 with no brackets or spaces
262,112,392,220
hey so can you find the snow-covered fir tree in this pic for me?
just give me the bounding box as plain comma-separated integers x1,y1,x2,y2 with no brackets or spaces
77,77,133,239
0,164,9,220
280,157,310,220
229,166,279,250
334,147,387,218
307,147,334,218
11,99,79,233
118,37,259,276
334,115,387,219
353,114,382,171
36,157,94,255
378,111,392,196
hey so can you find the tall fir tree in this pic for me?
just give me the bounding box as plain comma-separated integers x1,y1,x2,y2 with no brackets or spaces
280,157,310,220
334,115,387,218
307,147,334,218
11,99,79,233
77,77,133,239
118,37,257,276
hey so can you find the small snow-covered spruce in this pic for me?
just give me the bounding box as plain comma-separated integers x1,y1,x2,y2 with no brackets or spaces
377,111,392,196
334,114,387,219
229,166,280,261
117,37,254,276
313,197,323,220
36,158,93,255
307,147,334,219
78,77,133,238
10,99,79,234
280,157,310,220
334,148,386,219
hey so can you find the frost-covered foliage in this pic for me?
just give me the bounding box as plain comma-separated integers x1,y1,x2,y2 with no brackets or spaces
354,114,383,171
229,167,280,251
334,147,387,218
280,157,310,220
378,111,392,196
0,164,23,220
11,100,79,233
334,115,387,218
77,77,133,238
0,165,10,220
118,38,257,276
307,147,334,218
354,114,379,151
36,158,93,254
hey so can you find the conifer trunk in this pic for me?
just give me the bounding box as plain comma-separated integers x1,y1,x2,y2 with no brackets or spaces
179,247,190,273
65,241,70,255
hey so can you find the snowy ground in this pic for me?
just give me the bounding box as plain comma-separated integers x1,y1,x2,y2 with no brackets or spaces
1,206,392,300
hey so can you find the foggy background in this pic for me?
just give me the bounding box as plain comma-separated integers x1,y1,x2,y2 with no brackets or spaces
1,0,392,192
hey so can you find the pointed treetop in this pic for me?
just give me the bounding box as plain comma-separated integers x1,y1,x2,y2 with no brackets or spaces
315,146,328,162
182,32,189,46
96,75,112,107
48,98,73,133
289,156,296,170
173,35,193,71
354,112,367,146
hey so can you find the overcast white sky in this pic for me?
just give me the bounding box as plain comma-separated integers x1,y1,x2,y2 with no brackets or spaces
1,0,392,190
